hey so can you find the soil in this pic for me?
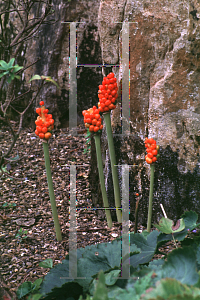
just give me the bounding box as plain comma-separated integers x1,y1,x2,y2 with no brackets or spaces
0,124,175,300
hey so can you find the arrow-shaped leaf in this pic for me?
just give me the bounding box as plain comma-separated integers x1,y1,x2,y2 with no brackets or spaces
41,76,59,88
29,74,42,82
154,218,185,234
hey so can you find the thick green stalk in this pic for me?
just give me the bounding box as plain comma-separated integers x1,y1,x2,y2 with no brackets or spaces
43,141,62,241
103,112,122,223
147,164,155,232
94,134,112,228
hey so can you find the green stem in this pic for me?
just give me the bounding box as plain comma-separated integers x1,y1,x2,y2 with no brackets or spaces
103,112,122,223
94,134,112,228
43,141,62,241
172,233,178,248
147,164,155,232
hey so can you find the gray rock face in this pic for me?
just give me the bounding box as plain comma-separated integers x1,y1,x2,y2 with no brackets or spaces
96,0,200,224
25,0,102,127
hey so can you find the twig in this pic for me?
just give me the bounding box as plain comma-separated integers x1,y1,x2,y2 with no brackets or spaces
160,204,167,218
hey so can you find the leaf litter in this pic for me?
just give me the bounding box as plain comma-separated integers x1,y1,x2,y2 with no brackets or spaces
0,125,124,295
0,124,176,296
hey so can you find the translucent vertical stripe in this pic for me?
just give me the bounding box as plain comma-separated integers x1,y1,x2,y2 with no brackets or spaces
69,22,77,135
122,22,130,135
68,164,77,278
121,164,130,279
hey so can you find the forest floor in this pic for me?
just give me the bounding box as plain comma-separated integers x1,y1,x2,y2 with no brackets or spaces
0,124,175,299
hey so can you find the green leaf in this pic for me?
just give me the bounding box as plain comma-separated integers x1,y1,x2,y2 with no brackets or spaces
10,73,15,80
15,75,21,80
182,211,200,230
7,58,15,68
141,230,149,239
76,241,122,291
141,278,200,300
107,286,139,300
92,271,109,300
41,75,59,88
148,258,165,271
1,165,9,173
28,294,43,300
7,76,13,83
104,269,121,286
125,230,159,267
157,211,200,243
29,75,59,88
0,71,9,78
29,75,42,82
40,238,139,297
5,154,20,162
39,258,53,268
16,281,33,299
196,245,200,270
12,65,23,73
154,217,185,234
39,259,73,295
162,247,199,285
86,131,91,138
32,278,43,291
0,60,9,69
76,238,139,291
131,271,154,297
86,138,91,144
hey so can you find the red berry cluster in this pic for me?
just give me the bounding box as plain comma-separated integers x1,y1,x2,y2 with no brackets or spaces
35,101,54,140
98,72,118,113
82,106,103,133
145,138,159,164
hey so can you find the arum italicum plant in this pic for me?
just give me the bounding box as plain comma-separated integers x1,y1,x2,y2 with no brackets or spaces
98,72,122,223
35,100,62,241
145,138,160,232
82,106,112,228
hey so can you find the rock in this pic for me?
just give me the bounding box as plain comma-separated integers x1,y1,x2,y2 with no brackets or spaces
95,0,200,224
25,0,102,127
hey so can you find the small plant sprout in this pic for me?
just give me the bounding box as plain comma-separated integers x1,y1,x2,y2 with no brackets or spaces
155,204,185,248
29,74,59,88
35,101,62,241
0,58,23,83
2,202,16,209
82,107,112,228
98,72,121,223
15,227,28,243
145,138,160,232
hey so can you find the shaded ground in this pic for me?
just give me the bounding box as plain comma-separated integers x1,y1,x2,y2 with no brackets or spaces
0,125,175,299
